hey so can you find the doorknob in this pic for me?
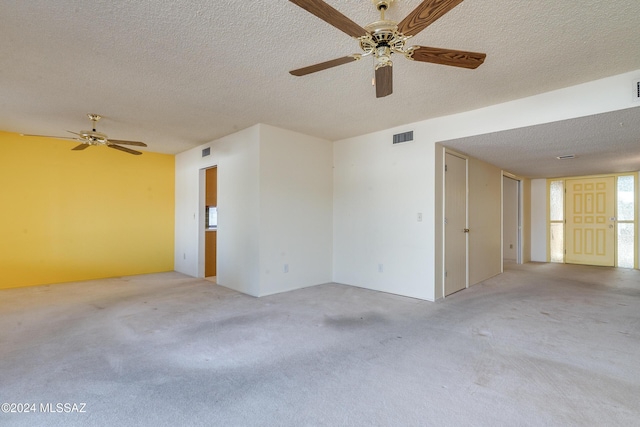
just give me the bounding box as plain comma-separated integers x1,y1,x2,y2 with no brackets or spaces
463,228,470,233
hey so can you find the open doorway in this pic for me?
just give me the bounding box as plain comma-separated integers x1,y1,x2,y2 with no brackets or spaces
204,167,217,280
503,175,521,266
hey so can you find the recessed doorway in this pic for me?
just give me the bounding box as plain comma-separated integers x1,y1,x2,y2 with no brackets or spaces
205,166,217,279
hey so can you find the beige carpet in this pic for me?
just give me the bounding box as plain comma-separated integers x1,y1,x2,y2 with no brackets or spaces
1,262,639,426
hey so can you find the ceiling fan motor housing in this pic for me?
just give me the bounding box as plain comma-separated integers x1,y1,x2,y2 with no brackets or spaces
361,18,411,69
79,130,108,145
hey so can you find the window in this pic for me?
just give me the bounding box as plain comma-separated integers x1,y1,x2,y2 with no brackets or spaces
206,206,218,229
617,175,635,268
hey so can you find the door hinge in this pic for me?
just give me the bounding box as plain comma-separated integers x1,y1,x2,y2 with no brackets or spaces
445,165,448,172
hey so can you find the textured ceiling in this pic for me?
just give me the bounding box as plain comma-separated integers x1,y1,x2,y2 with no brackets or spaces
443,106,640,179
2,0,640,176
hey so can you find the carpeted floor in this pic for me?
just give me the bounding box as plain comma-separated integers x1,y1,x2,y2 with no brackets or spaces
1,262,639,426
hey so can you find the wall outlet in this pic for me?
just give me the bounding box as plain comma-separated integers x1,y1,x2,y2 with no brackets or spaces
283,264,289,273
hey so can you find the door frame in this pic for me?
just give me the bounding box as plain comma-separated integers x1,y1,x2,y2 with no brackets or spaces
546,172,639,269
442,149,469,298
502,172,523,270
198,165,218,278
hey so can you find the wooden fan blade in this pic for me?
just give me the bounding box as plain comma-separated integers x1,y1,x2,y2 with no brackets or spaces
289,0,367,38
109,139,147,147
410,46,486,69
398,0,464,37
375,65,393,98
290,55,359,76
72,144,90,151
108,144,142,155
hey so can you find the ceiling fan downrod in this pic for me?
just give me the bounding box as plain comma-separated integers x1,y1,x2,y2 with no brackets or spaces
87,113,101,132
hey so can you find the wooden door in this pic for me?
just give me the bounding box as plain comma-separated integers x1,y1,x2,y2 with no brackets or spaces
444,153,468,296
565,176,615,266
205,231,217,277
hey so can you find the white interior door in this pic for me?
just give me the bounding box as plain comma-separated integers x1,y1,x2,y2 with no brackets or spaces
503,176,520,263
444,153,468,296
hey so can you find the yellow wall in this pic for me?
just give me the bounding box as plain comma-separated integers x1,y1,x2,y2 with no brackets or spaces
0,131,175,289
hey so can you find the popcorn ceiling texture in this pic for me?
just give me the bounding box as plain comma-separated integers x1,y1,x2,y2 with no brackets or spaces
1,0,640,164
444,107,640,178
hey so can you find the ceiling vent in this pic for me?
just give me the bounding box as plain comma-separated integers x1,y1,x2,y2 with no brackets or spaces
393,131,413,144
634,79,640,102
202,147,211,157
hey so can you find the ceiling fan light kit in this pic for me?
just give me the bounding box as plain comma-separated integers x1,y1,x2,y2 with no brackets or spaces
22,113,148,155
289,0,486,98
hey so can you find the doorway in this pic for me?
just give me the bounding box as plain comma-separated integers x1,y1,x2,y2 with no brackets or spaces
204,167,217,278
444,152,468,296
548,173,637,268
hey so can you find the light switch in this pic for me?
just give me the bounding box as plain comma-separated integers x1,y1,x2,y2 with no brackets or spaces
417,212,423,222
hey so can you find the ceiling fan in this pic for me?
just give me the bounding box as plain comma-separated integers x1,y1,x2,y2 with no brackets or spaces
289,0,486,98
22,113,147,155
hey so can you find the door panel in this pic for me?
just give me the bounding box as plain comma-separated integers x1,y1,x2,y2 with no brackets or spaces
444,153,467,296
565,176,615,266
205,231,217,277
503,176,520,262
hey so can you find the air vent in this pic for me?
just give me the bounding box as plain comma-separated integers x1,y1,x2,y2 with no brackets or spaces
393,131,413,144
202,147,211,157
634,79,640,102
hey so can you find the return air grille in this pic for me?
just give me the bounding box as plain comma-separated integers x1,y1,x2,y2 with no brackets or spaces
393,131,413,144
202,147,211,157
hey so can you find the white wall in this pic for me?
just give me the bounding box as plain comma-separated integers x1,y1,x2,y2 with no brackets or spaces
333,132,435,300
175,126,261,295
175,69,639,301
333,70,640,301
258,125,333,296
531,179,548,262
175,124,333,297
425,70,640,142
